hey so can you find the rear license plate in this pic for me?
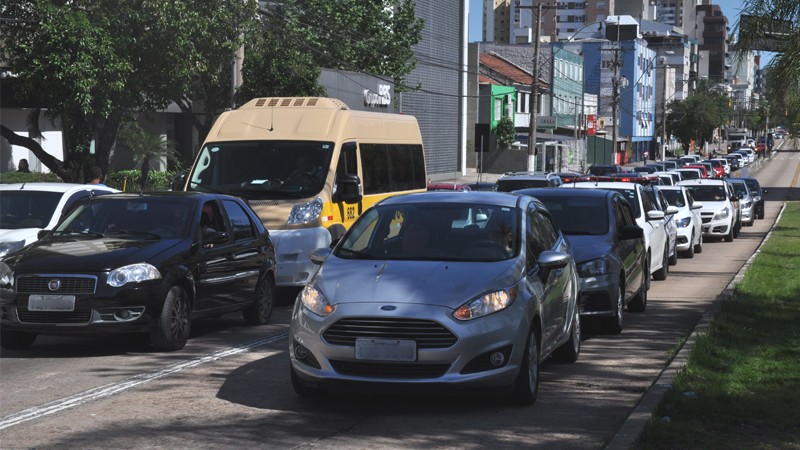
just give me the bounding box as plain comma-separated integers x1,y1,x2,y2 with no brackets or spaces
355,338,417,362
28,295,76,312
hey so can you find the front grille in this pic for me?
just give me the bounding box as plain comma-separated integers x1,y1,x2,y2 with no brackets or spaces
330,360,450,378
16,307,92,324
580,291,612,313
700,214,713,224
323,318,457,349
15,275,97,295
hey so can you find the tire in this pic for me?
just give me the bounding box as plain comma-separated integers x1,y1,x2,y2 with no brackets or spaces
724,223,734,242
603,284,624,334
694,233,703,254
668,240,678,266
683,232,695,258
628,268,648,313
509,327,540,406
733,219,740,238
758,207,765,220
242,275,275,325
652,246,669,281
291,365,324,397
553,302,581,362
150,286,191,351
0,329,37,349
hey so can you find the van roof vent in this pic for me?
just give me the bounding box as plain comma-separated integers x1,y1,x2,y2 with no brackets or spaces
245,97,349,110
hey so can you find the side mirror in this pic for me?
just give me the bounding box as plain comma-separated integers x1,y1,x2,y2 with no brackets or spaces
309,247,332,265
619,225,644,240
665,205,679,215
334,174,363,204
172,170,188,191
646,210,665,221
691,202,704,210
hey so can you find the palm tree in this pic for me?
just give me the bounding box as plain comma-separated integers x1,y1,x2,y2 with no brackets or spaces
117,123,180,192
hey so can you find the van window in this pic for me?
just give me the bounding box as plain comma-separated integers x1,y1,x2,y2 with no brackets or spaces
361,143,426,194
187,140,334,199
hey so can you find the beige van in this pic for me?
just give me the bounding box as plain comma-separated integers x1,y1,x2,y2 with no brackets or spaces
184,97,427,287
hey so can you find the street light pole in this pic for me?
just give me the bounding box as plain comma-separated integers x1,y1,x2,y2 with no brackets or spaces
527,3,542,173
661,63,668,161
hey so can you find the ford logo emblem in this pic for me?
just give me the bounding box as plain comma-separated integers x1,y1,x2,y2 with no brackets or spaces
48,279,62,291
380,305,396,311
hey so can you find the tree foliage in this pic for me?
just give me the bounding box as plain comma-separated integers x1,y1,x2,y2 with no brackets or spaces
0,0,424,181
495,116,516,147
666,87,731,149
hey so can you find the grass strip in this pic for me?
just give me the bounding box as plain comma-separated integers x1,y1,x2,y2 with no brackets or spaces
639,202,800,449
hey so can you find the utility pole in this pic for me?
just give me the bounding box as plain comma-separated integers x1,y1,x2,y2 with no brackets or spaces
661,63,668,162
610,17,621,164
527,3,542,172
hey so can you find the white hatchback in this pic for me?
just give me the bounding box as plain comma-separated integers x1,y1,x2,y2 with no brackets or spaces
657,186,704,257
0,182,119,256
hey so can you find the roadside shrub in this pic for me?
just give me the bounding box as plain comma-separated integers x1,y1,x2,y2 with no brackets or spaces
107,170,179,192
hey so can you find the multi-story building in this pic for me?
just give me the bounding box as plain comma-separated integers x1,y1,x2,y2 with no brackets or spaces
694,1,728,84
483,0,512,43
499,0,613,44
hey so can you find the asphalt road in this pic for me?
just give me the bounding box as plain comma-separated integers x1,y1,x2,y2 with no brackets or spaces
1,143,798,449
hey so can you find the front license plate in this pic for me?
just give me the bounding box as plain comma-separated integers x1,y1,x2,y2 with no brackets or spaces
355,338,417,362
28,295,76,312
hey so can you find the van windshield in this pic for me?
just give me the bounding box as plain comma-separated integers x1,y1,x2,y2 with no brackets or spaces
187,140,334,200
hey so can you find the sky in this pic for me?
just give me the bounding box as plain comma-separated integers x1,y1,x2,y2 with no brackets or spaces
467,0,775,65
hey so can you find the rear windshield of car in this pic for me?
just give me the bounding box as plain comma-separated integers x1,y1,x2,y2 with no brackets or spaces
660,189,685,207
683,185,726,202
0,191,62,230
536,196,609,236
495,179,549,192
337,203,520,262
742,179,760,192
730,182,749,198
605,188,640,218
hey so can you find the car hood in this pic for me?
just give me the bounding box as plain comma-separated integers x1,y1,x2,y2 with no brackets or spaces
314,257,522,308
0,228,38,245
564,234,612,264
7,237,183,272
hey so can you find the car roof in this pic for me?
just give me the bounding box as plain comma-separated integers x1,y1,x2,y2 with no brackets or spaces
515,187,614,200
677,178,726,186
499,171,558,179
380,191,522,208
0,182,119,194
562,180,641,190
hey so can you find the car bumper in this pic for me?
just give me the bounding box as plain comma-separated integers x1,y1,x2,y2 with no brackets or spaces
578,274,616,317
270,227,332,287
741,207,754,223
0,283,169,335
675,227,693,251
701,218,732,236
289,300,530,390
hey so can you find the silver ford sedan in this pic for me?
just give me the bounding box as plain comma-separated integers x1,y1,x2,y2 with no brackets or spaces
289,191,580,405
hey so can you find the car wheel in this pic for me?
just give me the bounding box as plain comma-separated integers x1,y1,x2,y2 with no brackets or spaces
554,297,581,362
668,240,678,266
509,327,540,406
604,284,624,334
150,286,191,351
628,260,648,313
724,223,734,242
733,220,740,238
758,208,765,220
643,253,651,291
652,246,669,281
242,275,275,325
694,233,703,254
291,365,324,397
683,232,695,258
0,329,37,349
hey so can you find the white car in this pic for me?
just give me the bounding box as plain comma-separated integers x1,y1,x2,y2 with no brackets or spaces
562,181,670,281
657,186,704,257
0,182,119,256
677,179,739,242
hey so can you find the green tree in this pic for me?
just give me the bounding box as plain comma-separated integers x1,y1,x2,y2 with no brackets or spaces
0,0,256,182
495,116,516,148
117,123,181,192
666,88,731,149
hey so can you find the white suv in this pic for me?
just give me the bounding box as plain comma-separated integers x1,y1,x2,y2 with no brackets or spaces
562,181,670,281
0,182,119,256
677,179,739,242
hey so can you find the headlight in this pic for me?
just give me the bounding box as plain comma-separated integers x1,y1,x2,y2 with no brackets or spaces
713,207,730,220
0,261,13,288
753,196,761,202
107,263,161,287
288,197,323,225
676,217,691,228
0,240,25,257
299,285,334,316
577,258,607,277
453,288,516,321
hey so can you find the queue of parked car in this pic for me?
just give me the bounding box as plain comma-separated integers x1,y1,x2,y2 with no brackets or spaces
0,160,767,407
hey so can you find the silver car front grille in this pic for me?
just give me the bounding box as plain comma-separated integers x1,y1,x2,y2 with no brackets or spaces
323,318,457,349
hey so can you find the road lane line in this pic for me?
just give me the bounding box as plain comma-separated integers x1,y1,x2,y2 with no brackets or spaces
0,332,288,431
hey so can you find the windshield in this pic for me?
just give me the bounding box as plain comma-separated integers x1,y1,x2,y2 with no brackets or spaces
537,196,609,235
55,197,194,240
731,182,749,198
336,203,519,262
187,140,334,200
0,191,62,230
661,190,685,207
683,185,726,202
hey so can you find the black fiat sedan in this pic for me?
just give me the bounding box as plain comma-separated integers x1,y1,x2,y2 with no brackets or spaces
0,192,275,351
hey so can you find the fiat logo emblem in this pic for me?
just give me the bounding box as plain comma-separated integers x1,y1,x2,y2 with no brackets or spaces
48,279,62,291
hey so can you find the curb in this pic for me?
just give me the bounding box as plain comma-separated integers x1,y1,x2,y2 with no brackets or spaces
604,200,787,450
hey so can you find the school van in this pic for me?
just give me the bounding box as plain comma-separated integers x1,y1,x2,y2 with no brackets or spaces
184,97,427,287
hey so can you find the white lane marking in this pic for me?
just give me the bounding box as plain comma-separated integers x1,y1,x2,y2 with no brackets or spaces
0,332,288,430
